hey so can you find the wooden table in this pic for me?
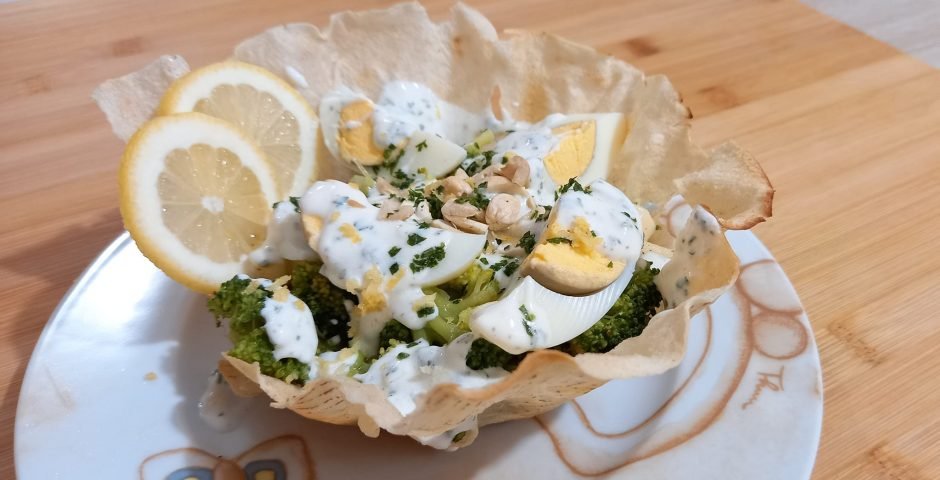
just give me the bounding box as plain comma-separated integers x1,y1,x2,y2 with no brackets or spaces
1,0,938,477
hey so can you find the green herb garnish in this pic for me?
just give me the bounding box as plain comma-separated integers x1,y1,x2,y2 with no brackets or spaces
407,233,426,246
410,243,446,272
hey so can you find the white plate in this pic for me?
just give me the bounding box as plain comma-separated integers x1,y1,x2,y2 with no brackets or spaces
15,230,822,479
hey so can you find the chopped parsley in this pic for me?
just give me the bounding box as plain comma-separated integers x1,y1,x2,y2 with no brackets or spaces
415,140,428,152
410,243,446,272
455,184,490,210
590,230,597,237
503,259,520,276
517,232,536,253
607,261,614,268
479,257,489,265
287,196,302,213
558,177,591,196
397,352,411,360
389,263,400,274
390,169,414,189
417,306,435,318
388,246,401,257
519,305,536,337
463,150,496,176
546,237,573,245
531,204,552,222
622,211,637,223
407,233,426,246
381,144,405,169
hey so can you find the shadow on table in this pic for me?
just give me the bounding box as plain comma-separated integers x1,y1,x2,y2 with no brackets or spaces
0,210,123,469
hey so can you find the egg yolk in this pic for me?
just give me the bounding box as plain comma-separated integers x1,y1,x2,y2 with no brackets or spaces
338,100,386,165
543,120,596,184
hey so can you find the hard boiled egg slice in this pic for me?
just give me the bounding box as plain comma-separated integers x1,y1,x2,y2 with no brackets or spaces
469,264,635,354
542,113,628,185
396,131,467,178
319,89,387,166
522,179,644,295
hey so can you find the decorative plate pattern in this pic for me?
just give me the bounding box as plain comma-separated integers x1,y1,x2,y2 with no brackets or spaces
15,230,821,479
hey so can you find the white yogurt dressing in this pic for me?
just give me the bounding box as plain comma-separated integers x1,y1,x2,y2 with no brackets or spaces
554,180,645,262
248,200,317,267
486,126,558,205
411,415,478,450
656,206,722,309
260,291,319,365
476,253,522,290
355,334,507,416
300,180,485,354
197,370,256,432
372,81,488,147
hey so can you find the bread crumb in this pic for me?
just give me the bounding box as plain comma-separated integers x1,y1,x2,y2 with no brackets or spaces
144,372,158,381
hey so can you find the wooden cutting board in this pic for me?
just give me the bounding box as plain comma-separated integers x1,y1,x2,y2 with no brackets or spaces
1,0,938,477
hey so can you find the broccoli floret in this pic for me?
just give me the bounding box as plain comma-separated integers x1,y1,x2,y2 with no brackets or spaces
425,264,500,343
465,338,524,371
207,276,310,383
378,320,414,352
289,261,355,352
561,263,663,355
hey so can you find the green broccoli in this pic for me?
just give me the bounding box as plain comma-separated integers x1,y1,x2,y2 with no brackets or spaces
207,276,310,383
465,338,524,371
424,264,501,344
561,263,663,355
289,261,355,352
378,319,414,352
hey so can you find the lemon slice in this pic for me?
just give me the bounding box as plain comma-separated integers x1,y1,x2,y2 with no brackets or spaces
158,61,317,198
120,113,279,293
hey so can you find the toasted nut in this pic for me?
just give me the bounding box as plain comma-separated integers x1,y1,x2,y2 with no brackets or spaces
378,198,401,220
471,164,501,185
415,201,433,223
450,216,489,234
431,219,460,232
443,175,473,197
387,204,415,221
442,199,481,219
499,155,530,186
485,194,522,231
375,177,398,195
485,175,529,196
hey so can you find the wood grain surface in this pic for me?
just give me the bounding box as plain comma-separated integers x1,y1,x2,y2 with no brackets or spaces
1,0,938,478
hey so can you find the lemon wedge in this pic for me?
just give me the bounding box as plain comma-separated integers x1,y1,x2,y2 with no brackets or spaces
158,61,317,198
119,113,279,293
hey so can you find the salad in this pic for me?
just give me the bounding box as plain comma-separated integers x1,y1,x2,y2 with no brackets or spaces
95,3,772,449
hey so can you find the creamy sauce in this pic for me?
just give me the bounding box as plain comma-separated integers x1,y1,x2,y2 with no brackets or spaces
249,201,317,267
373,81,487,147
476,253,523,290
411,415,477,450
260,291,319,365
656,206,722,309
554,180,644,261
198,370,256,432
355,334,507,415
300,180,485,354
